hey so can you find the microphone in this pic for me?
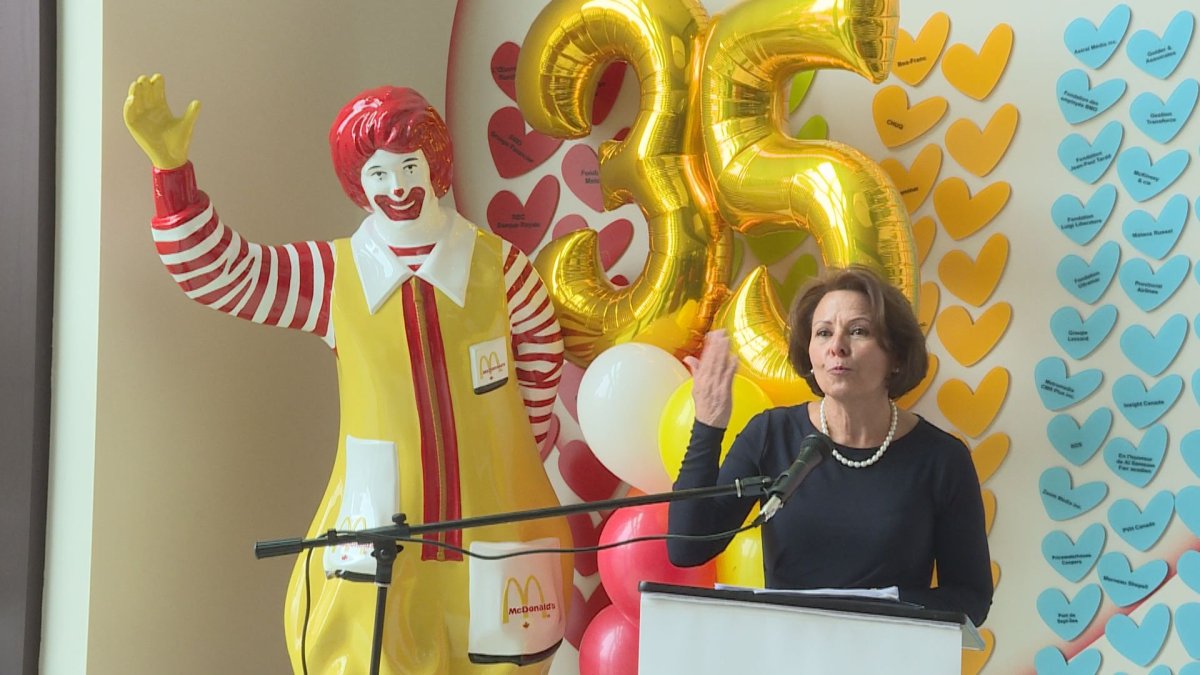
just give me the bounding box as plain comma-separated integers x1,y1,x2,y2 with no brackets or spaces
759,433,830,521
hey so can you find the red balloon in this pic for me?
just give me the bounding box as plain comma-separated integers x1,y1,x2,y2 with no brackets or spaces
597,503,716,622
578,604,640,675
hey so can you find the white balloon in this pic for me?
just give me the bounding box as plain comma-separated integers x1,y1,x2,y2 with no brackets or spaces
576,343,690,494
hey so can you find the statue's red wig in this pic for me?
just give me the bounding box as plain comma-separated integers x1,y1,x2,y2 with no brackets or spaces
329,86,452,209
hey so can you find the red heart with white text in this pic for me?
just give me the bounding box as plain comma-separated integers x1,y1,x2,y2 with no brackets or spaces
486,175,560,254
490,41,520,102
561,145,605,212
487,107,563,179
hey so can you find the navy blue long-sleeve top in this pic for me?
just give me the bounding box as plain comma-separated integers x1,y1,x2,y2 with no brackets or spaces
667,404,993,626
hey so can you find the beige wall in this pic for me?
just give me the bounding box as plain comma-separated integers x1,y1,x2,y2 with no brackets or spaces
52,1,456,672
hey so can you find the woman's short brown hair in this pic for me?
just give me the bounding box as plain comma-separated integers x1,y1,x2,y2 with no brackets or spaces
787,265,928,399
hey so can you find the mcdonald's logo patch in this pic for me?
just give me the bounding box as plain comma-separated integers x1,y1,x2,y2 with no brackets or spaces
502,575,557,627
335,515,371,561
338,515,369,531
470,336,509,394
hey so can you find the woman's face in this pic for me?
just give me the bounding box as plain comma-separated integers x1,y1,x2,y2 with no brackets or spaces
808,290,894,402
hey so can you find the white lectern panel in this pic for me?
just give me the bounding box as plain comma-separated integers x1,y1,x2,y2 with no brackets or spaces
640,587,965,675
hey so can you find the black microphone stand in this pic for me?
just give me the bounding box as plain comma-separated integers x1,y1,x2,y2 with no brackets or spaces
255,476,773,675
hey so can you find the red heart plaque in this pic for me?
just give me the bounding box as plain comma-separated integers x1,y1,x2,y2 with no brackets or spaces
486,174,560,254
487,107,563,179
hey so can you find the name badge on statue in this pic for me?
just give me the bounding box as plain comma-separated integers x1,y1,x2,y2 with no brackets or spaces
470,336,509,394
324,436,398,581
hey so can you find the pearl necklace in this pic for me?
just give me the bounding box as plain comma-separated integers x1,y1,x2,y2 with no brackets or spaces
820,398,898,469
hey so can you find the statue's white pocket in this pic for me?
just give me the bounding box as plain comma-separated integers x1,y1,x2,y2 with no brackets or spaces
323,436,398,580
467,538,565,665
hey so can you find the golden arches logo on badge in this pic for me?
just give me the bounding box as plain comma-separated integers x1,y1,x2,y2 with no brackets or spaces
479,352,504,380
338,515,368,530
518,0,917,383
501,574,557,625
470,336,510,394
334,515,369,562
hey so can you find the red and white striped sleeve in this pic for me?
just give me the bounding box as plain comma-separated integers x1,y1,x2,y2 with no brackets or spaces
149,162,336,346
502,240,563,449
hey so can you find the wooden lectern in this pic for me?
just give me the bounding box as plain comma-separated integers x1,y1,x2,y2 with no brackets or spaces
639,583,983,675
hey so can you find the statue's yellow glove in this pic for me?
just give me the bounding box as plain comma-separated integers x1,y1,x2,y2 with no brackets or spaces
123,73,200,170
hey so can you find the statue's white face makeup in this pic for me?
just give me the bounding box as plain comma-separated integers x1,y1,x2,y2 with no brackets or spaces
360,149,438,222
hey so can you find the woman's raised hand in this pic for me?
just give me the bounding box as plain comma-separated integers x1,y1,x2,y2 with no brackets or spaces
685,330,737,429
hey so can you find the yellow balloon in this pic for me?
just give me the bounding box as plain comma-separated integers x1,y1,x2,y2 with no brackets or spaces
713,266,818,407
658,373,774,481
659,371,769,586
518,0,732,366
699,0,919,308
715,513,766,588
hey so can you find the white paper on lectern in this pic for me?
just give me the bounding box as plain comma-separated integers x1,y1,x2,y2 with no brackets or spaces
710,584,984,650
713,583,901,601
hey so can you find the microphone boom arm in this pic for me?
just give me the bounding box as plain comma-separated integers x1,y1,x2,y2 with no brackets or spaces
254,475,775,559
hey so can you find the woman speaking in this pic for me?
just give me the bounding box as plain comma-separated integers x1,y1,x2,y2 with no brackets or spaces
667,266,993,626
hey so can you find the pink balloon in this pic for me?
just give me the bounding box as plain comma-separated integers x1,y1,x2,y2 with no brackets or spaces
578,604,640,675
597,503,716,622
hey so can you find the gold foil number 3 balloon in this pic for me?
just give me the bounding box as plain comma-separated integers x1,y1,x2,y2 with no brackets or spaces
519,0,916,370
518,0,731,366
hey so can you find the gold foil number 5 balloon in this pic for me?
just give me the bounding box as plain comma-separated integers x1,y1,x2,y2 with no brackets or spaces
702,0,916,403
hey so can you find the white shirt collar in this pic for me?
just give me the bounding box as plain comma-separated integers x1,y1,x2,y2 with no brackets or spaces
349,208,478,314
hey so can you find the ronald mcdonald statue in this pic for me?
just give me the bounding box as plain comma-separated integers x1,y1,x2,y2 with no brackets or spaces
125,73,574,674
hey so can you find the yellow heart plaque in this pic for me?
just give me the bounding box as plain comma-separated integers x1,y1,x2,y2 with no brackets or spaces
933,178,1011,241
938,233,1009,307
962,628,995,675
971,432,1009,484
893,12,951,86
913,215,937,266
941,23,1014,101
981,489,997,535
945,104,1020,177
881,144,943,213
935,302,1012,366
937,367,1009,438
873,86,949,148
